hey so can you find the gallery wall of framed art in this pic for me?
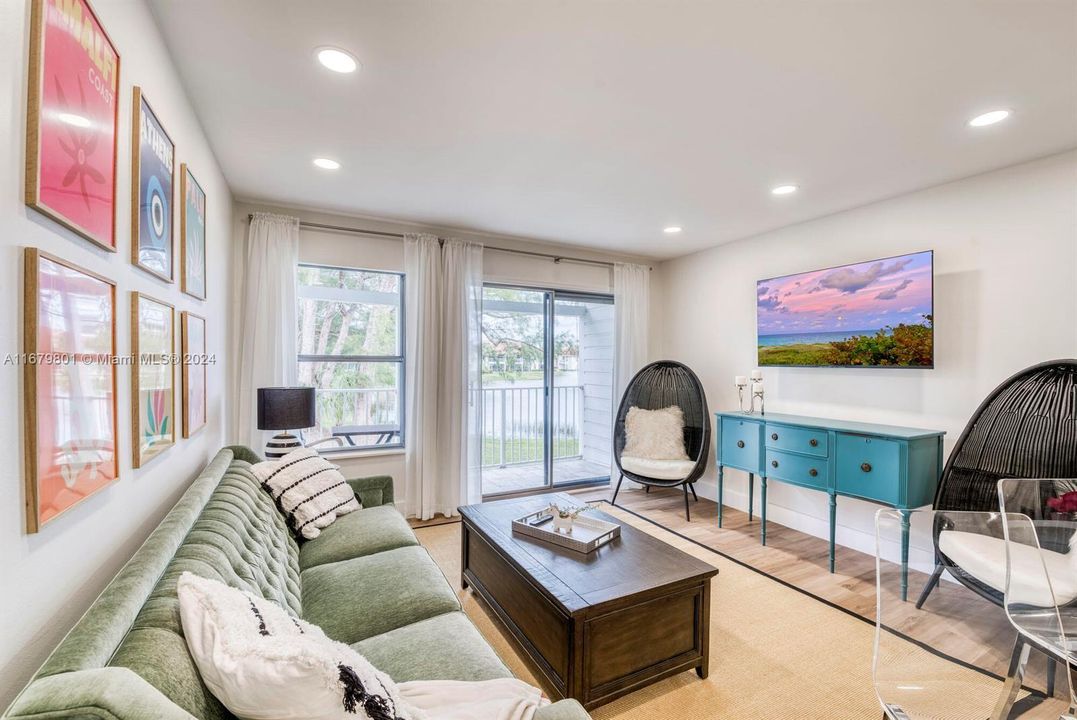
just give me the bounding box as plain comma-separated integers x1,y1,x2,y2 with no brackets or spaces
6,0,230,700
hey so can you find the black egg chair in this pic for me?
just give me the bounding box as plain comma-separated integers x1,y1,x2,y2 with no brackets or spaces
915,359,1077,700
611,361,710,521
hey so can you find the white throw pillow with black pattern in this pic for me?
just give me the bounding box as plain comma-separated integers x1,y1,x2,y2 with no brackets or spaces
177,572,416,720
252,447,360,539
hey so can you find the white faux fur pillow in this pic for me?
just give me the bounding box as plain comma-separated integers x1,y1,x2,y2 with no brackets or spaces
251,447,359,539
622,405,690,461
177,572,415,720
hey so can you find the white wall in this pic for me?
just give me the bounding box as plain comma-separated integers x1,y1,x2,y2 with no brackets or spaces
232,201,658,504
0,0,233,706
653,151,1077,567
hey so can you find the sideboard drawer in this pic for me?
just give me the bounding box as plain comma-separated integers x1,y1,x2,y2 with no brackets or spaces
764,449,828,490
765,423,828,458
720,417,762,473
836,434,901,505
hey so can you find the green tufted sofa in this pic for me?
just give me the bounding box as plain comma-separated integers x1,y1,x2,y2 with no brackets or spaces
3,446,590,720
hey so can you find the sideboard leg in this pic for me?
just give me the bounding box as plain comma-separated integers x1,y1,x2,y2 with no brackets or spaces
828,492,837,573
899,509,911,602
748,473,754,522
717,465,724,528
760,476,768,546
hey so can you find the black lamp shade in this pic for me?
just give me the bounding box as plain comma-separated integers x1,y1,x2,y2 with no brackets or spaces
257,387,316,431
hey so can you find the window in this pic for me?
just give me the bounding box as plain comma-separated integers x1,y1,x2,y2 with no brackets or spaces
297,264,404,452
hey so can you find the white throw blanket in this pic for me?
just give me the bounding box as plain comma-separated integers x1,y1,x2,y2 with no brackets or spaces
399,678,549,720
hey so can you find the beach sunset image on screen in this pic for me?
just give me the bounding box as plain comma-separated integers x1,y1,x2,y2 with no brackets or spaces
757,251,933,367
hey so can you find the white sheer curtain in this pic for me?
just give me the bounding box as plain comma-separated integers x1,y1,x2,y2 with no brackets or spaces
613,263,651,402
236,213,300,450
438,240,484,513
403,235,484,520
403,234,441,519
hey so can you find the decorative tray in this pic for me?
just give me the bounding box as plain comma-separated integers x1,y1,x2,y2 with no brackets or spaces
511,508,621,554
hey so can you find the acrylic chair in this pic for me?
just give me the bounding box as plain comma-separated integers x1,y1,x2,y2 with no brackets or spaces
997,478,1077,720
874,507,1072,720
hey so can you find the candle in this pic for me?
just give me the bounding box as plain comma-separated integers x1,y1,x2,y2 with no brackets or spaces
750,369,763,381
752,381,764,394
735,375,747,386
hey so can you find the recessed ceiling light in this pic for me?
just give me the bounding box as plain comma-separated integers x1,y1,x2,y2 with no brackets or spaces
968,109,1011,127
315,46,359,74
771,184,798,196
313,157,341,170
663,226,682,234
57,112,92,128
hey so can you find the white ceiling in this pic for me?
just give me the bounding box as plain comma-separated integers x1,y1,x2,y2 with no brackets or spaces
149,0,1077,259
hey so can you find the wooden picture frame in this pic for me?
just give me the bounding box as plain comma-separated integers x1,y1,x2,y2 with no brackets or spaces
131,292,175,467
180,164,207,299
25,0,120,250
130,87,175,282
181,311,207,437
24,247,118,533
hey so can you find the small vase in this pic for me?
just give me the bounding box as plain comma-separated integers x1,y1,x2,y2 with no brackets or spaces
552,515,574,534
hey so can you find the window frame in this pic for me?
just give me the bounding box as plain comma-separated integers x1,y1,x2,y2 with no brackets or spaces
296,262,406,454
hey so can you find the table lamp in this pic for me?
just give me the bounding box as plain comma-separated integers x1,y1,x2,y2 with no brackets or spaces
257,387,316,459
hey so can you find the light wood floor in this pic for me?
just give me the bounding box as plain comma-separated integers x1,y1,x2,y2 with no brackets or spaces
574,485,1060,693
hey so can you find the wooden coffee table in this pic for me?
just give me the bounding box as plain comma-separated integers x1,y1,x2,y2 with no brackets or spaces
458,493,718,710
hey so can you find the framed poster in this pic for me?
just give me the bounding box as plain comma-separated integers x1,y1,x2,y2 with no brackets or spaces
130,87,175,282
180,165,206,299
181,311,207,437
131,292,175,467
23,248,118,533
25,0,120,250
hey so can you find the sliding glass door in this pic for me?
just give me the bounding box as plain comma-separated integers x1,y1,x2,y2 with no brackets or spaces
480,285,613,497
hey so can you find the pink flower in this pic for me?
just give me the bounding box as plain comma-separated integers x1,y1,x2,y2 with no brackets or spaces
1046,491,1077,514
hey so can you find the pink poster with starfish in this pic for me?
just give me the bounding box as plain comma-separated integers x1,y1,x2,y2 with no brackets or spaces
27,0,120,250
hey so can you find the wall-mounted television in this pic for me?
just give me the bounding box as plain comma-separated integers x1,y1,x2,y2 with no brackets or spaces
757,250,933,368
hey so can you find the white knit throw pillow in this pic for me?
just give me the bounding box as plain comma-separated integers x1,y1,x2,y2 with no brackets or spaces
622,405,690,461
252,447,360,539
177,572,416,720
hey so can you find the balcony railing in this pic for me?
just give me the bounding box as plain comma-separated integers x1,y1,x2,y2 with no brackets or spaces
310,385,583,468
476,385,583,468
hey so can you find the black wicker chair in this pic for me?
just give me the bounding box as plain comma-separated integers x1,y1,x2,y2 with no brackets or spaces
610,361,710,520
915,359,1077,699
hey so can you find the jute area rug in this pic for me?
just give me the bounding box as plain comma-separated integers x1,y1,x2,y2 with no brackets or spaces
414,503,1021,720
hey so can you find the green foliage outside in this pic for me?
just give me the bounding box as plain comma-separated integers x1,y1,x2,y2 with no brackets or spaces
481,437,581,466
297,266,401,430
759,316,933,367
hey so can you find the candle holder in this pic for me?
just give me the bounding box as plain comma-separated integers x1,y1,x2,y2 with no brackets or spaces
735,377,749,413
750,384,765,415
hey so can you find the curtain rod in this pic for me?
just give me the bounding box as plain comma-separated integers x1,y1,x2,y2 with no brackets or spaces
246,214,650,270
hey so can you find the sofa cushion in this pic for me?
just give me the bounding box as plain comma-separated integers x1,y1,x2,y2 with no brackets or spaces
353,611,511,683
301,546,460,644
299,505,419,570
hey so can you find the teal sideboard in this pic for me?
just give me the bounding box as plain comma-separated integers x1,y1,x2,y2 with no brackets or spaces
715,411,945,600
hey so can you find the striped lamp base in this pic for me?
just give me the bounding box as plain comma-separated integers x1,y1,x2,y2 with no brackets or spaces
265,433,302,459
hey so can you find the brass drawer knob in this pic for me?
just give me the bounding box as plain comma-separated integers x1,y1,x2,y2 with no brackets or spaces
809,468,818,477
861,462,872,473
809,438,819,447
771,433,779,441
771,459,779,468
736,440,745,448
